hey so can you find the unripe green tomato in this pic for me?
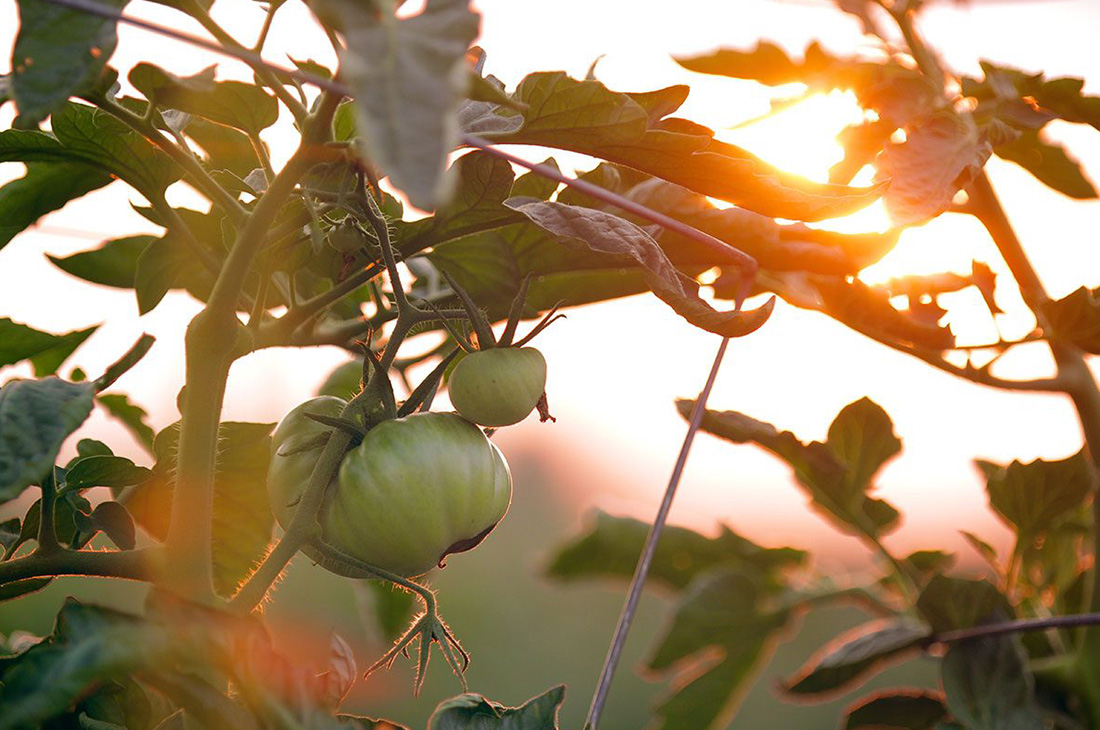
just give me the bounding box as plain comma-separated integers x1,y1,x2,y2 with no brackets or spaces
268,396,348,529
448,347,547,427
326,412,512,577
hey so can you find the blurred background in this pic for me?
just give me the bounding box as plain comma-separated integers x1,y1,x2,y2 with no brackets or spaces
1,0,1098,726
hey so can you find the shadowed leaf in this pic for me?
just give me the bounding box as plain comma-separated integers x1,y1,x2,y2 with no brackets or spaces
844,690,948,730
0,162,113,251
49,235,152,289
976,450,1092,544
942,636,1044,730
427,685,565,730
0,319,98,376
784,621,929,696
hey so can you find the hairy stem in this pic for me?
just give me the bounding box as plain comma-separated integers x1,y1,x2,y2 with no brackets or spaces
0,547,156,585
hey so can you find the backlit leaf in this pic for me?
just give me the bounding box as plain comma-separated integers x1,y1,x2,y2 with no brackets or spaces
976,450,1091,544
844,691,948,730
48,235,152,289
994,128,1096,199
428,685,565,730
916,575,1011,633
96,393,155,453
1042,286,1100,353
0,319,98,376
0,162,113,251
129,64,279,134
784,621,929,696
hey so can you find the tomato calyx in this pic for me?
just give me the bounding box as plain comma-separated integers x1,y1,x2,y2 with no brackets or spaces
438,521,499,569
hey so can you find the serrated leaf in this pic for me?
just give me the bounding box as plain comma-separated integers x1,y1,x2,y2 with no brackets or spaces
0,378,96,502
126,422,275,596
333,0,480,209
0,319,98,376
679,397,902,538
62,455,151,492
11,0,129,126
876,112,1005,225
0,162,114,251
994,128,1096,199
941,636,1044,730
784,620,929,696
976,450,1091,544
506,200,774,337
547,511,805,591
427,685,565,730
48,235,152,289
129,64,279,134
916,575,1011,633
96,394,155,454
490,71,882,222
967,61,1100,132
844,691,948,730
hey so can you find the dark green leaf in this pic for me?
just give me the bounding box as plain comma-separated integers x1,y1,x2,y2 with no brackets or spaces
507,200,774,337
0,518,19,551
784,621,929,695
547,510,805,590
844,691,948,730
0,162,113,251
126,421,275,596
994,128,1096,199
88,501,137,550
11,0,128,126
679,397,902,538
647,568,790,730
48,235,152,289
96,393,155,453
1042,286,1100,353
903,550,956,579
976,450,1092,544
427,685,565,730
916,575,1011,633
133,232,215,314
490,71,882,221
0,578,53,603
941,636,1044,730
62,455,151,491
0,378,96,502
0,319,98,376
129,64,279,134
333,0,480,209
183,117,259,177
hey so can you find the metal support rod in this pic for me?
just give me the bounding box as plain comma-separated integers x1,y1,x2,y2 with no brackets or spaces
583,336,730,730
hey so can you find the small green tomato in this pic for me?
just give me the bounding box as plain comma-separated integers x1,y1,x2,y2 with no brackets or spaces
448,347,547,427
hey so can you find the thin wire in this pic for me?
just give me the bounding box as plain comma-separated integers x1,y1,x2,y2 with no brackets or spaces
583,336,731,730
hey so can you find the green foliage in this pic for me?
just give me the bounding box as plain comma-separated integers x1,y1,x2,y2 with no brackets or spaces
0,162,114,251
784,621,929,696
977,451,1092,546
0,378,96,502
129,64,279,135
941,636,1045,730
0,319,97,377
96,393,156,453
427,686,566,730
10,0,128,126
678,397,902,539
842,691,948,730
126,422,275,597
48,235,153,289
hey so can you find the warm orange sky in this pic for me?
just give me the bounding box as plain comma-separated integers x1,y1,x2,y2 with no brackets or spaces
2,0,1100,566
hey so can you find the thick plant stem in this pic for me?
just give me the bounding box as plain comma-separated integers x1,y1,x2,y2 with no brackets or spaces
0,547,156,585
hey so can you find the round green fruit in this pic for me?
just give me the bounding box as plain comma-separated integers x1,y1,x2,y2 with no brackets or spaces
326,412,511,578
267,396,348,529
448,347,547,427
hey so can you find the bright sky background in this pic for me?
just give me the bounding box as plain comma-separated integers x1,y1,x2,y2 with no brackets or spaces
2,0,1100,570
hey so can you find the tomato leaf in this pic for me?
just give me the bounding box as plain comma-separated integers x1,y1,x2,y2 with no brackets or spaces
331,0,480,210
183,117,259,178
48,235,153,289
96,393,155,454
0,162,114,251
1042,286,1100,353
10,0,129,126
506,200,774,338
646,568,791,730
941,636,1044,730
0,378,96,503
62,455,151,492
876,112,1011,225
126,422,275,596
916,575,1012,633
88,501,137,550
0,319,98,376
965,61,1100,133
488,71,883,221
128,64,279,135
843,690,948,730
678,397,901,538
783,621,930,696
427,685,566,730
994,128,1096,199
547,511,805,590
976,450,1092,545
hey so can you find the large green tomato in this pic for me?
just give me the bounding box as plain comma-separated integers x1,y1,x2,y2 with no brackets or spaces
326,412,511,578
448,347,547,427
268,396,348,529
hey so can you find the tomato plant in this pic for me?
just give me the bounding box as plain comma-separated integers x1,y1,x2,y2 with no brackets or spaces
2,0,1100,729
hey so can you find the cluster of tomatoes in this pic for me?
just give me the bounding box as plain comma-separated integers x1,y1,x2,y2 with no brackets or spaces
266,347,547,578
